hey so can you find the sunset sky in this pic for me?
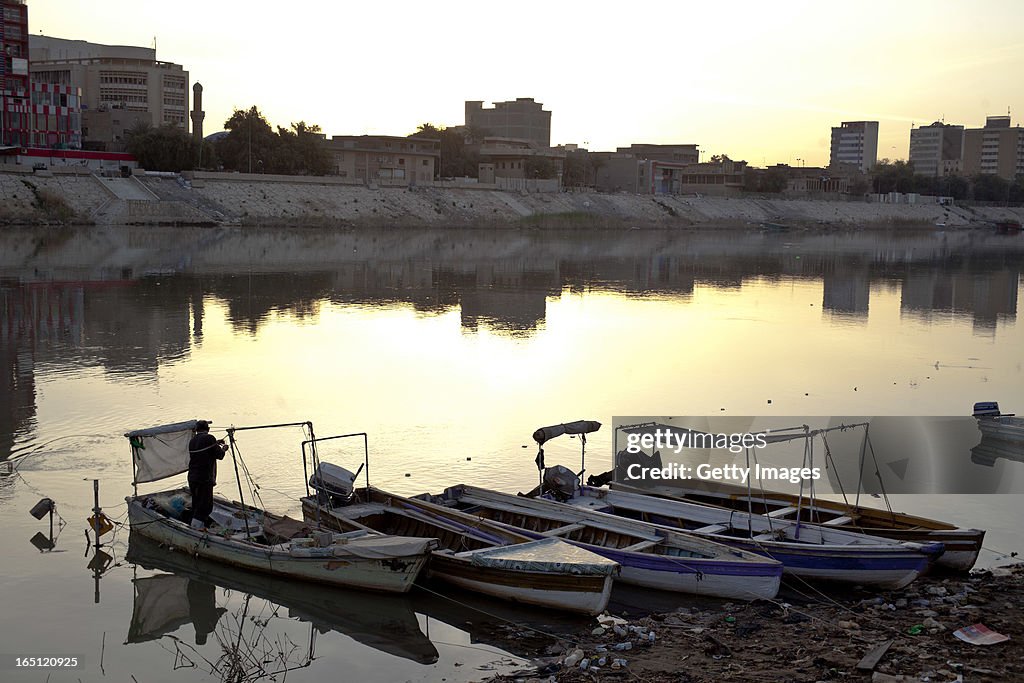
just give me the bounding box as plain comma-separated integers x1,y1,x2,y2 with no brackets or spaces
26,0,1024,167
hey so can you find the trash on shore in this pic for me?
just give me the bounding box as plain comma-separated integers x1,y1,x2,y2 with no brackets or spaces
952,623,1010,646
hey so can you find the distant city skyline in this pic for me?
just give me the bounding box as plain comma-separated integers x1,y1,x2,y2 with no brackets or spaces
25,0,1024,167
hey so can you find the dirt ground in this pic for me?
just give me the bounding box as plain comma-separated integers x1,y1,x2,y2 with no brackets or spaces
486,564,1024,683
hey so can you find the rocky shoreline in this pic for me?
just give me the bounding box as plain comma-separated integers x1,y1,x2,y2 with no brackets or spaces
485,563,1023,683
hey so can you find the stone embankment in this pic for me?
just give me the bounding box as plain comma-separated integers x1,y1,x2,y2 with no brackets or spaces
3,168,1023,229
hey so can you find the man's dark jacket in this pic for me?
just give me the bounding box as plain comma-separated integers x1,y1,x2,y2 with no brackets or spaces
188,433,225,484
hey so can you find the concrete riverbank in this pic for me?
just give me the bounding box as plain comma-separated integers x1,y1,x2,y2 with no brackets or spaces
3,169,1023,229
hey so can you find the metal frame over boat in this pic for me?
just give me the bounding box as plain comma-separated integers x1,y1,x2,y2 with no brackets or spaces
607,419,984,571
297,432,617,615
613,480,983,572
446,484,943,590
124,420,434,593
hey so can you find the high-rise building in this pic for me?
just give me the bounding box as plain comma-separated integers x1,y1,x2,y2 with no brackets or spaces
1,0,29,146
465,98,551,148
29,35,189,132
1,1,81,149
909,121,964,177
829,121,879,172
963,116,1024,180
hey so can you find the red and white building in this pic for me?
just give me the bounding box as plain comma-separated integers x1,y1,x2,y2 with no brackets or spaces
2,0,84,153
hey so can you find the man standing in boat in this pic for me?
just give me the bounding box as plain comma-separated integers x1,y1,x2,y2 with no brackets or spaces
188,420,228,530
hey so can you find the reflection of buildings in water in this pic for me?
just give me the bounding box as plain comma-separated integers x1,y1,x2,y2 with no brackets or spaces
1,283,86,459
900,268,1019,331
81,279,192,374
822,268,870,317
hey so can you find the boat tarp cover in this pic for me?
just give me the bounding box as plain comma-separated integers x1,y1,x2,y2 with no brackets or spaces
332,535,434,560
463,537,618,575
129,422,197,484
533,420,602,445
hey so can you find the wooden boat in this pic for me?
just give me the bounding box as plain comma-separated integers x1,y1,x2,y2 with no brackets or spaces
439,484,945,590
125,420,434,594
125,531,440,664
128,488,433,593
301,484,617,616
613,480,984,572
415,484,783,601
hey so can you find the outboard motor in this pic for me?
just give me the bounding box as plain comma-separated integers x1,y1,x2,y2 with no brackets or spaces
309,462,358,507
542,464,580,501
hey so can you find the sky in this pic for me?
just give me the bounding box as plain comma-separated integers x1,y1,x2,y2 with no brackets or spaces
25,0,1024,167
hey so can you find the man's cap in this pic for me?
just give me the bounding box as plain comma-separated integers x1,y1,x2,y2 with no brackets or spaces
196,420,210,432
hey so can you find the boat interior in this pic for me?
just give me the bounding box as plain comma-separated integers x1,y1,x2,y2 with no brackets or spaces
449,499,713,559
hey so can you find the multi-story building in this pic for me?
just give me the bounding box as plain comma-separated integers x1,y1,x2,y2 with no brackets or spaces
1,1,82,150
465,98,551,149
81,107,149,152
829,121,879,172
324,135,440,185
909,121,964,177
29,35,189,135
963,116,1024,180
1,0,30,146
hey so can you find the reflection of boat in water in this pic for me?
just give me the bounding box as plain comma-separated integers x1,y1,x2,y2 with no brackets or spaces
126,532,439,664
972,402,1024,467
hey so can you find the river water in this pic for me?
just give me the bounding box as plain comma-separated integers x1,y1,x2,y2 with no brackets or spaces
1,225,1023,682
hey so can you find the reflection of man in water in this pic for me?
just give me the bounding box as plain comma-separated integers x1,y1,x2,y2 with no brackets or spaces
186,579,220,646
187,420,227,530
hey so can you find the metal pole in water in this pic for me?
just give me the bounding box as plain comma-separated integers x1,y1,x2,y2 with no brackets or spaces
92,479,101,552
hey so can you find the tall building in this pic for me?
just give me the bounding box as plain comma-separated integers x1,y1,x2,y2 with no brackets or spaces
1,0,29,146
29,35,189,132
1,1,81,149
829,121,879,172
465,98,551,148
909,121,964,177
963,116,1024,180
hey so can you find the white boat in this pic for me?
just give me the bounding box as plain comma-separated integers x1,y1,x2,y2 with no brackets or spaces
550,485,944,589
125,420,434,593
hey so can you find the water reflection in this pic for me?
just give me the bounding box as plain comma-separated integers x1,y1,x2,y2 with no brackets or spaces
125,533,440,666
2,227,1023,464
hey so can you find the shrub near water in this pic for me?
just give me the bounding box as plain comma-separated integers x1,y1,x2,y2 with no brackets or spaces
21,180,77,223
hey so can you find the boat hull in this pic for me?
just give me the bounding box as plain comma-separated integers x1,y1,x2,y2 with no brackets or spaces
429,554,613,616
128,498,428,593
564,486,943,589
617,482,983,572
